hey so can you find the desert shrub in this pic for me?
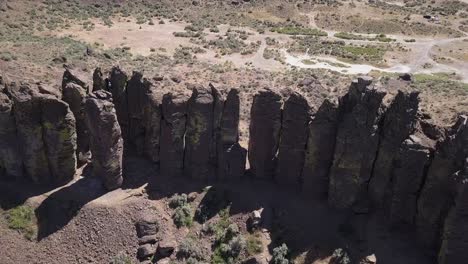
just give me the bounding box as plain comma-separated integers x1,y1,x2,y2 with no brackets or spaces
211,223,246,264
112,252,133,264
246,233,263,255
271,26,327,36
169,194,188,209
0,51,17,61
271,244,289,264
6,205,36,240
173,204,193,228
178,237,206,261
330,248,351,264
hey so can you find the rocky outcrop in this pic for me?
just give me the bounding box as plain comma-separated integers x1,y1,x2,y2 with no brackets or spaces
184,87,215,180
92,67,106,92
248,89,282,179
62,69,89,93
369,91,420,206
328,77,386,209
109,66,129,140
0,91,23,179
302,99,339,199
417,115,468,249
85,91,123,190
62,82,89,163
126,71,148,154
160,93,188,178
276,93,310,189
217,89,246,180
388,130,435,227
210,84,224,169
143,82,162,163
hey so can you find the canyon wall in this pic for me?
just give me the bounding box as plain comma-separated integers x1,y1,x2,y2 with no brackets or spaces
0,69,467,264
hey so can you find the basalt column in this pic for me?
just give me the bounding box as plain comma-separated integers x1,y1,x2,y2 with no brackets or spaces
92,67,106,92
126,71,148,154
143,80,162,163
217,89,246,180
85,91,124,190
328,77,386,209
184,87,215,180
276,93,310,189
417,115,468,249
0,91,23,179
109,66,129,141
369,91,420,206
248,89,282,179
160,93,188,178
302,99,339,200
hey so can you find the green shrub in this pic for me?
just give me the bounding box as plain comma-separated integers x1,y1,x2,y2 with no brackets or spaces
169,194,188,209
178,237,206,261
271,27,327,36
111,252,133,264
173,204,193,228
246,233,263,255
271,244,289,264
6,205,36,240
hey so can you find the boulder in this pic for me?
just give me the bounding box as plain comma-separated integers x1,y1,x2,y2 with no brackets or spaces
127,71,148,154
85,91,123,190
138,235,159,245
92,67,106,92
388,131,435,227
62,82,89,163
8,82,51,183
0,91,23,179
276,92,310,189
248,89,282,179
157,239,176,257
62,69,89,92
417,115,468,249
160,92,188,178
136,215,159,237
369,91,420,206
328,77,386,209
184,87,214,180
137,244,157,260
143,82,162,163
109,66,129,140
302,99,338,200
40,95,77,184
217,89,246,180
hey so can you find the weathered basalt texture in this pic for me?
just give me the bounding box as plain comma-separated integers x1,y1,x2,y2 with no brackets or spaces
160,92,188,178
417,115,468,249
40,95,77,184
248,89,282,179
369,91,420,206
85,91,123,190
388,130,435,227
328,77,386,209
184,87,214,180
210,84,224,169
217,89,246,180
92,67,106,92
302,99,339,199
143,81,162,163
62,69,89,92
0,91,23,179
126,71,148,154
276,93,310,189
109,66,129,140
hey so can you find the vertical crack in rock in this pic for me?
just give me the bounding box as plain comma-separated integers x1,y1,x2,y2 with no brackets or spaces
109,66,129,141
210,84,224,172
328,77,386,209
184,86,214,180
417,115,468,249
302,99,339,200
248,88,282,179
142,79,162,163
276,92,310,190
160,92,188,178
217,88,246,180
127,71,147,154
92,67,106,92
369,91,420,207
85,90,123,190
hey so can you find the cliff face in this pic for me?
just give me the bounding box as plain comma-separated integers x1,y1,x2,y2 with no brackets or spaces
1,70,466,264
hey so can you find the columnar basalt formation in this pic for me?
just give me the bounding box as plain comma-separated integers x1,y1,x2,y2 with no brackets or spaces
85,90,124,190
109,66,129,140
160,92,188,178
369,91,420,206
276,93,310,189
0,91,23,179
302,99,339,199
184,87,215,180
92,67,106,92
217,89,246,180
126,71,148,154
328,77,386,209
248,89,282,179
417,115,468,249
142,82,162,164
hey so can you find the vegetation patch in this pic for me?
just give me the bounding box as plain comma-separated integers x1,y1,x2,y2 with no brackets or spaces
5,205,37,240
334,32,395,42
169,194,193,228
271,26,327,36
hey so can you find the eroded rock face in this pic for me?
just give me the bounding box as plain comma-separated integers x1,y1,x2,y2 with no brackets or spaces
369,91,420,206
62,82,89,163
302,99,338,200
184,87,215,180
85,91,123,190
92,67,106,92
8,83,51,183
388,131,435,227
328,77,386,209
127,71,147,154
276,93,310,189
0,91,23,179
217,89,246,180
210,84,224,168
40,95,77,184
109,66,129,140
62,69,89,92
417,115,468,249
248,89,282,179
143,82,162,163
160,93,188,178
